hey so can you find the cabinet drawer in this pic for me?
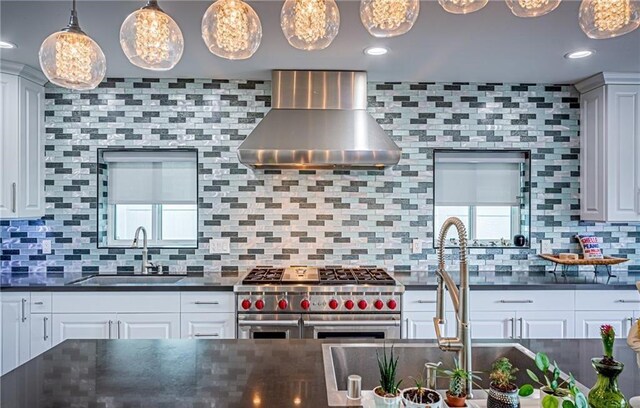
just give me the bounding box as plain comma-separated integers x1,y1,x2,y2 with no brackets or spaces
52,292,180,313
403,291,455,312
575,290,640,311
31,293,52,313
472,291,574,311
181,292,235,313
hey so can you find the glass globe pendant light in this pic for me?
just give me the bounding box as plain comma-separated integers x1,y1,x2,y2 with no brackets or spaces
438,0,488,14
202,0,262,60
360,0,420,37
505,0,561,17
579,0,639,39
120,0,184,70
281,0,340,50
38,0,106,90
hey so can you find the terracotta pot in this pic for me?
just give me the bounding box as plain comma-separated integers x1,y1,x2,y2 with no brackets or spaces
446,391,467,407
372,386,401,407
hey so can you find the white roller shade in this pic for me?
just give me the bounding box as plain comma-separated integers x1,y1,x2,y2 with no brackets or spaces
104,150,197,205
435,154,523,207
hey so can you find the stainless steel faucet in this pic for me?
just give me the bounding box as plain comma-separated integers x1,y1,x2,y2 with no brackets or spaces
433,217,473,397
132,226,152,275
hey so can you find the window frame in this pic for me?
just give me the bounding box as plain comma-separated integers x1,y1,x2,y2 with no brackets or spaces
432,148,531,249
97,148,199,249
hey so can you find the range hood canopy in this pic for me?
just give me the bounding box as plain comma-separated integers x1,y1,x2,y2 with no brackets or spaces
237,70,401,169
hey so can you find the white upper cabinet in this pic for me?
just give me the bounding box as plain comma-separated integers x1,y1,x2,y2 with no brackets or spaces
0,61,46,219
576,72,640,222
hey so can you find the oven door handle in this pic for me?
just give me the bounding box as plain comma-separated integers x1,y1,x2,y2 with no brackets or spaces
238,320,300,327
303,320,400,327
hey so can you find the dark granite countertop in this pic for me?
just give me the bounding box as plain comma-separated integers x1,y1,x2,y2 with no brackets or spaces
394,272,640,291
1,338,638,408
0,274,239,292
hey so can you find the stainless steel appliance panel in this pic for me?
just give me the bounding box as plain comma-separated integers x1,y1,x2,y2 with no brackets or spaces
302,314,401,340
237,314,302,339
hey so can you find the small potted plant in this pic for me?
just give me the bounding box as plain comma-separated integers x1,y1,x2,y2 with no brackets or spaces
588,325,627,408
439,358,482,407
520,352,587,408
401,373,442,408
487,357,520,408
373,345,402,407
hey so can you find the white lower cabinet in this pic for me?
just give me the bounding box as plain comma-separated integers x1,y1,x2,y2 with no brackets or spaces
30,314,52,358
181,312,235,339
52,313,116,344
575,311,636,338
471,311,514,339
1,293,30,375
403,311,456,339
118,313,180,339
518,311,575,339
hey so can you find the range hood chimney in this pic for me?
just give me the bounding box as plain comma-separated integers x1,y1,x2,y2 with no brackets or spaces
237,70,401,169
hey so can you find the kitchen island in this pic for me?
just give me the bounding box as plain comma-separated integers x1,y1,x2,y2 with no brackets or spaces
1,339,638,408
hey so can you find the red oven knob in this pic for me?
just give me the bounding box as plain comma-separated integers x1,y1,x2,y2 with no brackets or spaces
374,300,384,310
329,299,339,310
344,300,355,310
387,299,397,310
278,299,288,310
241,299,252,310
358,300,368,310
255,299,265,310
301,299,310,310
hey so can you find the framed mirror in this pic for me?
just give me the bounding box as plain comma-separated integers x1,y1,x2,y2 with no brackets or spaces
97,148,199,248
433,149,530,248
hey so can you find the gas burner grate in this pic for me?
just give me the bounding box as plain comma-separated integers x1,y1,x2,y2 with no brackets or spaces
318,268,357,284
242,268,284,284
352,268,396,285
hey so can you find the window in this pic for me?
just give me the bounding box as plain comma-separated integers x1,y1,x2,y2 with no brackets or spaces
433,150,530,247
98,149,198,248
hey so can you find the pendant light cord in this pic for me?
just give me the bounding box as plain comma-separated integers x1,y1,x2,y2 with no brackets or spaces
67,0,81,30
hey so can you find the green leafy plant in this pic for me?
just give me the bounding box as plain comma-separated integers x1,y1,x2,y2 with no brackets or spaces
405,374,440,404
520,352,587,408
439,358,482,397
376,345,402,397
489,357,518,392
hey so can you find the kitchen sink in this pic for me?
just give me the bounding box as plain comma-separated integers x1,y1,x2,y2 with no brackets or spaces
322,342,587,407
68,275,185,286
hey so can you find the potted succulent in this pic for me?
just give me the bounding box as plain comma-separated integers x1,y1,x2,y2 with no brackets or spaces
487,357,520,408
373,345,402,407
401,374,442,408
519,352,587,408
439,358,482,407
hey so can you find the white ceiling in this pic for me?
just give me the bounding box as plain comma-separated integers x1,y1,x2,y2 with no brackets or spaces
1,0,639,83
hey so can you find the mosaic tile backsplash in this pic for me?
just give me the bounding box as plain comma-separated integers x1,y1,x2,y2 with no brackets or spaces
1,78,639,281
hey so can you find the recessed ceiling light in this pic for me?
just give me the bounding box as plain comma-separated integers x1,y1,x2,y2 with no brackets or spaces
0,40,17,49
364,46,388,56
564,49,594,59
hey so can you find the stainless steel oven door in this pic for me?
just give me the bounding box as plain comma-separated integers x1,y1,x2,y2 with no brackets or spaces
237,314,302,339
301,314,401,339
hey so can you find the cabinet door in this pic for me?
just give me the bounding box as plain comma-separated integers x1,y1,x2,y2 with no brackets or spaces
1,293,30,375
517,311,575,339
575,311,635,338
18,78,44,218
30,314,52,358
181,313,235,339
471,311,515,339
580,86,607,221
0,73,19,218
117,313,180,339
403,311,456,339
52,313,116,345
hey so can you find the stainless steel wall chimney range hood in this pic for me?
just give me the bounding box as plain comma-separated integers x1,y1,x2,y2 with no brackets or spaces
237,70,401,169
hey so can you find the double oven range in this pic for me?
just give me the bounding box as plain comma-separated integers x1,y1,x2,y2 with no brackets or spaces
234,267,404,339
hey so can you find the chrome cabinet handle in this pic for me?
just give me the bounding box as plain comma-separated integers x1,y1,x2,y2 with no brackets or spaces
304,320,401,327
33,301,44,305
237,320,300,327
500,300,533,304
117,320,121,339
416,300,436,304
43,316,49,340
193,333,220,337
616,300,640,303
508,318,515,339
518,317,524,339
11,182,16,213
21,298,27,322
194,301,220,305
108,320,113,338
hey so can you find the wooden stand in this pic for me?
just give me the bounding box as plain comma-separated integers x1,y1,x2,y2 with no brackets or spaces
538,254,629,284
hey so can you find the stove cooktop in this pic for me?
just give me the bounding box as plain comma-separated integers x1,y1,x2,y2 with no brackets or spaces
242,267,396,285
